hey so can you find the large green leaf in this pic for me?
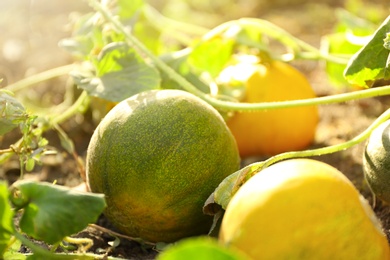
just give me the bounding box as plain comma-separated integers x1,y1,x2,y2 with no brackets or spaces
344,15,390,87
9,181,106,245
160,50,210,93
188,37,235,78
59,13,105,59
72,42,160,102
324,33,366,87
118,0,144,20
0,90,26,135
2,239,25,260
0,181,14,257
157,237,248,260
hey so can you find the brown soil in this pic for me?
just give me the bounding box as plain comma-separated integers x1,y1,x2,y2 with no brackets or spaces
1,0,390,259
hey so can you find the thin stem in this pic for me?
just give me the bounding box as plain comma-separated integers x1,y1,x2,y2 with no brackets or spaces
0,148,13,154
63,236,93,252
47,91,90,129
246,106,390,177
207,85,390,111
4,64,75,93
89,223,156,246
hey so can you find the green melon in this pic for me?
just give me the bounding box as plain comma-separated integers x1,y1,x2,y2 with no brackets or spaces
86,89,240,243
363,119,390,204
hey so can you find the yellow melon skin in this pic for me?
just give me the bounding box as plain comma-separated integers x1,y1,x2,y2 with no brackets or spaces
219,159,390,259
86,89,240,243
227,61,318,157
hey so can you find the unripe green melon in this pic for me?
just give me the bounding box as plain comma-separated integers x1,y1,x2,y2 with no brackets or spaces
86,89,240,243
363,120,390,204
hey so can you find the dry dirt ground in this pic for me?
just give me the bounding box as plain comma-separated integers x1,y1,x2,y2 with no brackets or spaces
1,0,390,259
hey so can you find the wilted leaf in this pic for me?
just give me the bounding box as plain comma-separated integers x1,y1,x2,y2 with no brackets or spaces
10,181,106,245
73,42,160,102
157,237,248,260
0,90,27,135
0,181,14,256
204,163,263,212
344,15,390,87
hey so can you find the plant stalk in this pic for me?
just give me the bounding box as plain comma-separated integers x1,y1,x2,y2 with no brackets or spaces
246,106,390,178
4,64,75,93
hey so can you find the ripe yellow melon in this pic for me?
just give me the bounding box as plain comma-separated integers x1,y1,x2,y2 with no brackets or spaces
86,89,240,243
219,159,390,259
226,61,318,157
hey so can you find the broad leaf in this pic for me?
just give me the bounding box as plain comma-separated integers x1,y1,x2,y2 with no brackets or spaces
157,237,248,260
118,0,144,20
2,239,25,260
323,33,366,87
59,13,104,59
188,37,234,78
344,15,390,87
160,50,210,93
0,90,26,135
10,181,106,245
73,42,160,102
0,181,14,257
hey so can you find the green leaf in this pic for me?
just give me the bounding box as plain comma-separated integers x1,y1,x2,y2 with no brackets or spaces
324,32,366,87
188,37,235,78
384,33,390,50
157,237,248,260
334,9,376,35
0,181,14,257
118,0,144,20
344,15,390,87
9,181,106,245
59,13,104,59
73,42,160,102
3,239,25,260
159,50,210,94
0,90,27,135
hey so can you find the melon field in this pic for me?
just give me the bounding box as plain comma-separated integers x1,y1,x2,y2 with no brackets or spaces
1,0,390,259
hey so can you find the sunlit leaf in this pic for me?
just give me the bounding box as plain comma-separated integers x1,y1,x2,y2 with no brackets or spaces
73,42,160,102
59,13,104,59
344,15,390,87
118,0,144,20
10,181,106,245
0,90,26,135
323,33,365,87
160,50,210,93
2,239,25,260
334,9,376,35
384,33,390,50
157,237,248,260
0,181,14,257
133,13,162,55
188,37,234,78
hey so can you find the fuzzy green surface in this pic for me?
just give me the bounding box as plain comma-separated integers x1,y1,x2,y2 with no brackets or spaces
363,120,390,204
86,89,240,243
